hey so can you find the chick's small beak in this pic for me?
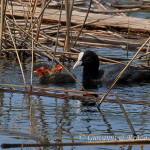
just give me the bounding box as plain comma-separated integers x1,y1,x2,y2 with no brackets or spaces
34,71,37,74
73,60,82,69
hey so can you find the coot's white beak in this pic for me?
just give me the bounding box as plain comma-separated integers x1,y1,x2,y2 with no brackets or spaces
73,52,84,69
73,60,82,69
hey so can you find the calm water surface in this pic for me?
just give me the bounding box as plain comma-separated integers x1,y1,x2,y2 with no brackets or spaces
0,47,150,150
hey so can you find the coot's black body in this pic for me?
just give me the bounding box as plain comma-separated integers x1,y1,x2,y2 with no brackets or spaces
73,51,150,88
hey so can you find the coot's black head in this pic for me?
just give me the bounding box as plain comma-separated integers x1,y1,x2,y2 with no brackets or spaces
73,51,99,73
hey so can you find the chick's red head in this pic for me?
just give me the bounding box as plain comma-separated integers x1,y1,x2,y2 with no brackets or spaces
51,65,62,72
34,67,45,76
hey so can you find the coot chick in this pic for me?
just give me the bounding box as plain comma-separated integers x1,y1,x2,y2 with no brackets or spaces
33,62,52,71
34,65,75,85
73,50,150,88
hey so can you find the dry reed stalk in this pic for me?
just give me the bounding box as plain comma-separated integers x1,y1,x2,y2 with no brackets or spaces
5,18,27,88
137,52,150,59
25,0,38,40
35,0,46,42
17,0,28,23
69,0,75,47
30,5,34,90
24,0,33,31
0,83,102,95
1,48,74,54
114,93,137,137
25,0,51,39
2,139,150,148
73,7,141,13
0,0,6,57
47,1,85,8
35,24,59,31
1,86,150,106
32,0,38,14
146,40,150,60
52,0,63,66
64,0,71,52
92,0,125,16
0,83,118,98
6,16,88,93
70,0,74,19
99,56,126,65
93,0,107,11
72,0,93,48
6,3,27,40
75,41,124,49
47,19,100,35
3,19,8,49
6,5,54,59
1,48,128,64
41,31,79,52
111,3,150,9
97,36,150,108
85,31,125,40
26,0,39,33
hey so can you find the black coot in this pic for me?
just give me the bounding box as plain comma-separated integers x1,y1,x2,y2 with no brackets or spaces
73,50,150,88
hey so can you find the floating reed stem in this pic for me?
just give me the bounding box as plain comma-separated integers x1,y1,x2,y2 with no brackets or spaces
114,93,137,137
1,86,150,106
74,6,142,13
137,52,150,59
2,139,150,148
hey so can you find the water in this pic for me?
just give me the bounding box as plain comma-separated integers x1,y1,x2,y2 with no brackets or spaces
1,0,150,148
0,46,150,150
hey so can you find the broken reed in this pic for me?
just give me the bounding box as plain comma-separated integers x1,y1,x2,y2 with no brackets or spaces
1,84,150,106
2,138,150,148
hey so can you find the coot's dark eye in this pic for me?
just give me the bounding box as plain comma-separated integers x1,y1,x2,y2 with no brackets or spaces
83,55,87,60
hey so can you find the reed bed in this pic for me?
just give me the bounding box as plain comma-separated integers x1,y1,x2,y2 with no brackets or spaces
1,0,150,148
0,0,149,101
